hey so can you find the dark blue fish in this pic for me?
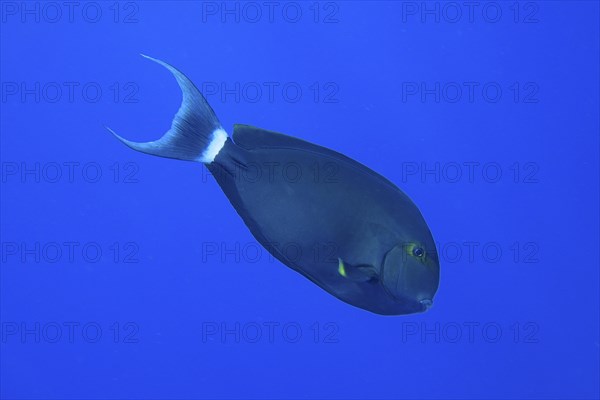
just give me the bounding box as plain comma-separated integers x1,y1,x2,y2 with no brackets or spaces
107,56,440,315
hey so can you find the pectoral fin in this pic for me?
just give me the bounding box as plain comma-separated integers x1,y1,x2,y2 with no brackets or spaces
338,258,379,283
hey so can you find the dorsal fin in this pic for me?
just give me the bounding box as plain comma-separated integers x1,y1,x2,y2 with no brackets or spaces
232,124,366,166
231,124,400,191
233,124,335,151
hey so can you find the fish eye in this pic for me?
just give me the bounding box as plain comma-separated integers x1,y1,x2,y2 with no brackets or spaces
412,247,425,258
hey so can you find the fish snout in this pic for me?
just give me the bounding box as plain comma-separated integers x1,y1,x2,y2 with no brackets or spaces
419,298,433,311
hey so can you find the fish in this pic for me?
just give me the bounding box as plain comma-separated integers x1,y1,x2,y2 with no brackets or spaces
107,55,440,315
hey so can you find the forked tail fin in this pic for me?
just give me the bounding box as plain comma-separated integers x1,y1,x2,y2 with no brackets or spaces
105,55,228,164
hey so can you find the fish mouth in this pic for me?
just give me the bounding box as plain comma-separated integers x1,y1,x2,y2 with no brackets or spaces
378,276,427,313
420,299,433,311
379,248,418,306
378,242,439,314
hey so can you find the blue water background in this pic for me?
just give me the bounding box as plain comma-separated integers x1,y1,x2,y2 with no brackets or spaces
1,1,599,399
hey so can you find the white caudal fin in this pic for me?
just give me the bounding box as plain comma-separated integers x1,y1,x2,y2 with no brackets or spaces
105,54,228,164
